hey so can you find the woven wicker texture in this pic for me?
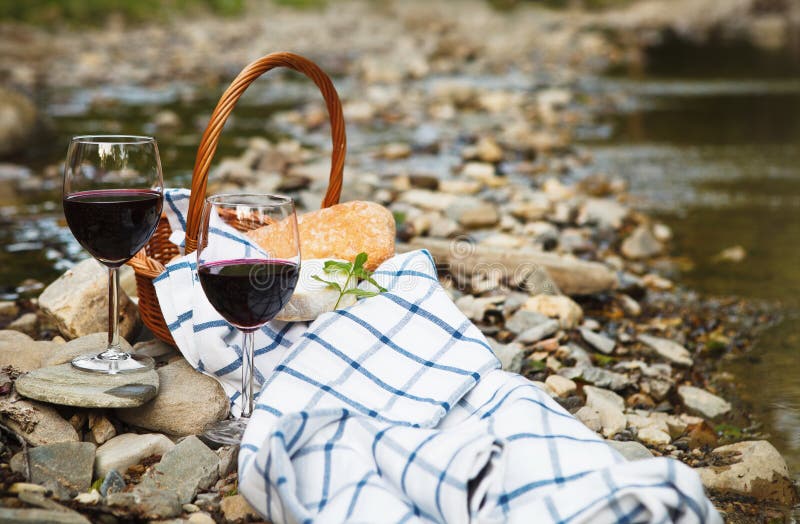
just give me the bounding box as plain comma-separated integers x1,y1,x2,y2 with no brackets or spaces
128,52,346,345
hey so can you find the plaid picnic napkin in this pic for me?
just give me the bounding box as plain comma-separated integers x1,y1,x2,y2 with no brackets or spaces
156,189,721,523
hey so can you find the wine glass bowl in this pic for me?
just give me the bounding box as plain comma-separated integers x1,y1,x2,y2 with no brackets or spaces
197,193,300,445
63,136,164,374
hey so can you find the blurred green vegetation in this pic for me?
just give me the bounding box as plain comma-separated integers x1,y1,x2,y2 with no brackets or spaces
0,0,245,26
0,0,638,26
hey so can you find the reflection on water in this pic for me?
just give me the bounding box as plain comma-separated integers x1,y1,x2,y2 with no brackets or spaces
588,41,800,477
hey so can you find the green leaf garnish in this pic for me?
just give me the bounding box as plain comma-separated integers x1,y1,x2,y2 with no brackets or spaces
313,252,387,309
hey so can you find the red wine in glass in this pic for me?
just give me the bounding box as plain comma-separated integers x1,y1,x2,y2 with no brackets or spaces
63,189,162,266
197,193,300,445
198,259,299,331
63,135,164,374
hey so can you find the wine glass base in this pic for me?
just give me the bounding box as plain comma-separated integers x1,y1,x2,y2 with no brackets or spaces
71,353,155,374
201,418,249,447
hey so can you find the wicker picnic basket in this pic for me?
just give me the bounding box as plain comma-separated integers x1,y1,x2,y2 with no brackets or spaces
127,52,346,346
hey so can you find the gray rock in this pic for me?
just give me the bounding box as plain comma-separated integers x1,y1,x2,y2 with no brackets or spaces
607,440,654,461
488,340,523,373
41,332,133,367
561,343,593,368
0,330,62,372
139,435,219,504
107,485,182,519
678,385,731,419
15,363,158,408
38,259,139,341
638,334,693,367
217,445,239,478
584,385,626,438
637,426,671,446
99,469,126,496
516,319,560,344
579,366,633,391
0,508,90,524
621,226,662,260
696,441,796,506
0,397,79,446
116,358,229,436
505,310,549,335
22,441,95,499
95,432,176,478
579,328,616,355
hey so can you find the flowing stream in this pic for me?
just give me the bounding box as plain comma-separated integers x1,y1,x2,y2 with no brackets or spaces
584,39,800,479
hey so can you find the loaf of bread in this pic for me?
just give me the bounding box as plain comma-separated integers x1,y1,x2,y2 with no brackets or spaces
245,200,395,270
275,258,357,321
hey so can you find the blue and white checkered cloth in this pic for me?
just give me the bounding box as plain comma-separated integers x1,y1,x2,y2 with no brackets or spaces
156,189,721,523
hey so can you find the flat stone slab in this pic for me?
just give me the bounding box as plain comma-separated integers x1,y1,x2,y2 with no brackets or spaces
15,363,158,408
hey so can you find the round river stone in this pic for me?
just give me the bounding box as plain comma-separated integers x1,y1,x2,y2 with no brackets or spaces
15,364,159,408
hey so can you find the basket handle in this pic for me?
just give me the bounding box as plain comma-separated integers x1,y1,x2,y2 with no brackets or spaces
184,52,346,253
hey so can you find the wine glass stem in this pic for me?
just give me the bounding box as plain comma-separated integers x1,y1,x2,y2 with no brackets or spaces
98,266,124,360
241,330,255,418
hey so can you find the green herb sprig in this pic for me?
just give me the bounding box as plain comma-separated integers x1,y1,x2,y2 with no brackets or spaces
311,252,387,309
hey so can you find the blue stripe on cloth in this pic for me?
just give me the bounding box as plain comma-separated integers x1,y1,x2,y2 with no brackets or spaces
304,332,451,410
167,310,192,331
166,191,187,231
335,309,481,380
317,416,348,511
400,432,439,496
209,226,257,248
154,260,196,283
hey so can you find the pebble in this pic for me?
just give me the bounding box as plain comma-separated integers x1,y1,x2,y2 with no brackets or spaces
107,485,182,520
579,327,616,354
139,435,219,504
0,397,79,446
220,494,260,522
0,300,20,318
577,198,628,230
504,310,549,335
583,386,626,438
449,201,500,229
621,225,663,259
637,426,672,447
99,470,126,496
8,312,38,337
0,508,90,524
607,440,654,461
522,295,583,329
545,375,577,397
516,319,560,344
74,490,101,505
575,406,602,433
95,432,175,478
116,358,229,436
18,441,95,499
0,329,62,372
677,385,731,419
188,513,216,524
696,440,796,506
15,363,158,408
217,446,239,478
38,259,139,340
488,340,523,373
638,334,693,367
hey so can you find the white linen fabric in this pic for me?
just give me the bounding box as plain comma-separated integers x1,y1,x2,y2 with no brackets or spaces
156,189,721,523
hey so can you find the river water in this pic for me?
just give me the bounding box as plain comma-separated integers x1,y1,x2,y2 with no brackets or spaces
585,39,800,478
3,36,800,480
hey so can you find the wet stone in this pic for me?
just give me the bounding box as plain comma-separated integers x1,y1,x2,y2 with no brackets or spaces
15,363,158,408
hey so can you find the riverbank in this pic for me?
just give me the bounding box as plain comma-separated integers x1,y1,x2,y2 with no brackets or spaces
0,1,798,522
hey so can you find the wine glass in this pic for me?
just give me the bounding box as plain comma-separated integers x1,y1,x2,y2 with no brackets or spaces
197,193,300,444
63,135,164,374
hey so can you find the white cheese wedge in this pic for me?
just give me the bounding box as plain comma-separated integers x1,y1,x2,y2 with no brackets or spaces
275,259,357,322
